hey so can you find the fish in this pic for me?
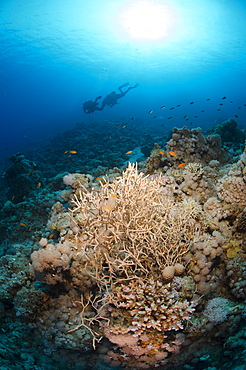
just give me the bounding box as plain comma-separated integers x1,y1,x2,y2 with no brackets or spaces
183,115,188,119
178,163,186,168
169,107,174,110
244,104,246,106
201,110,204,112
96,177,104,181
167,117,173,119
125,150,133,155
238,107,241,109
119,136,123,139
234,115,239,118
48,234,54,239
194,116,198,118
160,106,166,109
131,117,136,120
153,116,157,118
37,182,41,188
148,110,154,114
189,102,194,104
206,98,210,101
230,101,233,103
217,109,221,111
169,151,177,157
69,150,77,154
19,222,26,226
219,103,223,106
159,150,166,155
222,96,227,99
176,104,181,107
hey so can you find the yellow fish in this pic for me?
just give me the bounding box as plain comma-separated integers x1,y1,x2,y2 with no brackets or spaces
159,150,166,155
178,162,186,168
125,150,133,155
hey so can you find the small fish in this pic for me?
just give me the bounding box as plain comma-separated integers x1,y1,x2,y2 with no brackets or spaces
19,222,26,226
125,150,133,155
117,124,121,127
119,136,123,139
153,116,157,118
131,117,136,120
244,104,246,106
176,104,181,107
110,194,117,198
37,182,41,188
219,103,223,106
194,116,198,118
169,151,177,157
148,110,154,114
169,107,174,110
160,106,166,109
178,163,186,168
167,117,173,119
238,107,241,109
109,136,112,139
69,150,77,154
159,150,166,155
206,98,210,101
230,101,233,103
189,122,193,125
201,110,204,112
217,109,221,111
11,196,15,201
189,102,194,104
96,177,103,181
234,115,239,118
183,115,188,119
185,118,189,121
222,96,227,99
48,234,54,239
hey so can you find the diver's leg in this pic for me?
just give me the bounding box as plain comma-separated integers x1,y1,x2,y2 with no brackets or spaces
118,83,129,93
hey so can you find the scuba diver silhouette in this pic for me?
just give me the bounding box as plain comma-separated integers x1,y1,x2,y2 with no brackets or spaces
82,96,103,114
83,83,139,114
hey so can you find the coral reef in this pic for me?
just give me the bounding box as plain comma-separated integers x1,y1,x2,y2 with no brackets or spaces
0,125,245,370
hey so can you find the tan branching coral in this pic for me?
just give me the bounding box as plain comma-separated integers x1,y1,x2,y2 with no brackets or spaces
70,163,204,290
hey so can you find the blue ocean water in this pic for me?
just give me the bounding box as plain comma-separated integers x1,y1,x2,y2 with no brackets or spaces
1,0,246,169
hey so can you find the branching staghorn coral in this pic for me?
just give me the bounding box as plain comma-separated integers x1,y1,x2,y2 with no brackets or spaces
70,163,204,291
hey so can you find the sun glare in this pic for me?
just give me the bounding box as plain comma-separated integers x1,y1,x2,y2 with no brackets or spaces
118,0,177,42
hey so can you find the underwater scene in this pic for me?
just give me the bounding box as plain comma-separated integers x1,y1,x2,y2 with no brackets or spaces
0,0,246,369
